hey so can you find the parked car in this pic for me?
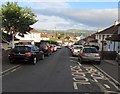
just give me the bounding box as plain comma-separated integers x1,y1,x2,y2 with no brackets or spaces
52,44,57,51
39,42,51,56
56,44,62,49
50,45,54,53
116,52,120,65
78,47,101,64
8,45,44,65
72,45,83,56
71,45,80,52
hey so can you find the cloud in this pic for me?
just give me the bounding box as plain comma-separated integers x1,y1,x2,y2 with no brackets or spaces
31,14,71,30
63,8,118,27
1,1,118,30
33,5,118,29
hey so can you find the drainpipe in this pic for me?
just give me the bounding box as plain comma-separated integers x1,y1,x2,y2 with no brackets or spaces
113,41,115,51
12,31,15,49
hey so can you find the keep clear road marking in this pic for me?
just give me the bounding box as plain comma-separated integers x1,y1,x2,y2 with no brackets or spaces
76,62,109,92
93,64,120,90
104,84,111,89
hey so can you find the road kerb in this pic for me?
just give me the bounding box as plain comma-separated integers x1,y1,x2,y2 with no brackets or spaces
1,65,22,76
93,65,120,88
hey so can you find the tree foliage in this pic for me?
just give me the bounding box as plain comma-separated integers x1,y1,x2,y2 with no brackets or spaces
65,36,70,40
57,34,64,39
1,2,37,35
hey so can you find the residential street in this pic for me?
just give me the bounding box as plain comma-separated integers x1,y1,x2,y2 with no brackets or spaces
2,47,119,93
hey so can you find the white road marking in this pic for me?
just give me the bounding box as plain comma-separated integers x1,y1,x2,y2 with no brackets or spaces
77,62,82,66
93,65,120,89
105,91,119,94
104,84,110,89
0,65,22,77
1,64,21,75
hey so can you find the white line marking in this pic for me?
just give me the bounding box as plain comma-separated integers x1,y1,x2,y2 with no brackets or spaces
2,65,21,74
94,65,120,85
104,84,110,89
77,62,82,66
93,65,120,89
1,64,22,76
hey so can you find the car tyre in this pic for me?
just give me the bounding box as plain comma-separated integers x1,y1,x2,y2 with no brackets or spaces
41,54,44,60
32,57,37,65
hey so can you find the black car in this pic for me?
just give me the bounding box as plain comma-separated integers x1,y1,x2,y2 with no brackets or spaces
39,42,51,56
8,45,44,65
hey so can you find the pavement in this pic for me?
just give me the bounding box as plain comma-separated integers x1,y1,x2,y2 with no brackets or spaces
2,49,20,72
103,60,118,66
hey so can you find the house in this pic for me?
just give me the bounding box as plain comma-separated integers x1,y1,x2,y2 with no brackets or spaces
15,27,41,44
40,33,50,40
79,33,98,46
95,21,120,52
106,27,120,53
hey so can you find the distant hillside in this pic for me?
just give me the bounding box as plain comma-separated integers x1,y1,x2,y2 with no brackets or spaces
38,29,96,34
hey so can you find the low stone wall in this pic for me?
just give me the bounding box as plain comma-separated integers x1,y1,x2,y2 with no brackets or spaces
101,51,117,60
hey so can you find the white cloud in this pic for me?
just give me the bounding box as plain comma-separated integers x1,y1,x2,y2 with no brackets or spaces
31,15,71,30
62,8,118,27
33,6,118,30
1,1,118,30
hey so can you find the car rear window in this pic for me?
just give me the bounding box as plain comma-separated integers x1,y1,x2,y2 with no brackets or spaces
12,46,31,52
74,46,82,49
83,48,98,53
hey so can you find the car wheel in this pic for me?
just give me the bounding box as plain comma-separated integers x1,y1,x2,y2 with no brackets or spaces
41,54,44,60
32,57,37,65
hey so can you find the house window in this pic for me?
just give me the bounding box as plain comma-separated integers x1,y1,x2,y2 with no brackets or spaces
103,35,105,40
33,34,35,38
99,35,101,39
30,34,32,38
107,35,109,38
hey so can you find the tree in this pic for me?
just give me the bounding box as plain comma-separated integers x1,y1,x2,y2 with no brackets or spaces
65,36,70,40
57,34,63,39
1,2,37,48
1,2,37,35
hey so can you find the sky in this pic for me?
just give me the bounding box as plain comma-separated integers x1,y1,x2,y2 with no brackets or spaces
1,0,119,30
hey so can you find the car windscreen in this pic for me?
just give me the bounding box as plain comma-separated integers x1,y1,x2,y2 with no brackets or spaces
83,48,98,53
12,46,31,52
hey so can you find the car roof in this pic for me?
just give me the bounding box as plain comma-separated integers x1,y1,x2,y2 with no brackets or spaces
15,45,35,47
83,46,97,49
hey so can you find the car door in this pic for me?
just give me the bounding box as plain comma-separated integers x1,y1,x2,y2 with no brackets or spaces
33,46,40,60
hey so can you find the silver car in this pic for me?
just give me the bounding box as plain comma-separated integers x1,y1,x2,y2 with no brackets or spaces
78,47,101,64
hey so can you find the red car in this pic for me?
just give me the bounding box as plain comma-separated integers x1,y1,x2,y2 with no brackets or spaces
50,45,54,53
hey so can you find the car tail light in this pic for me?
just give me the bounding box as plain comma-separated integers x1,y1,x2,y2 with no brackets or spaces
25,52,32,56
81,53,86,56
96,53,100,57
9,52,15,55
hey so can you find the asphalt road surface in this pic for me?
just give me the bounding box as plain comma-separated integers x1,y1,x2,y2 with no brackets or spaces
2,47,119,93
